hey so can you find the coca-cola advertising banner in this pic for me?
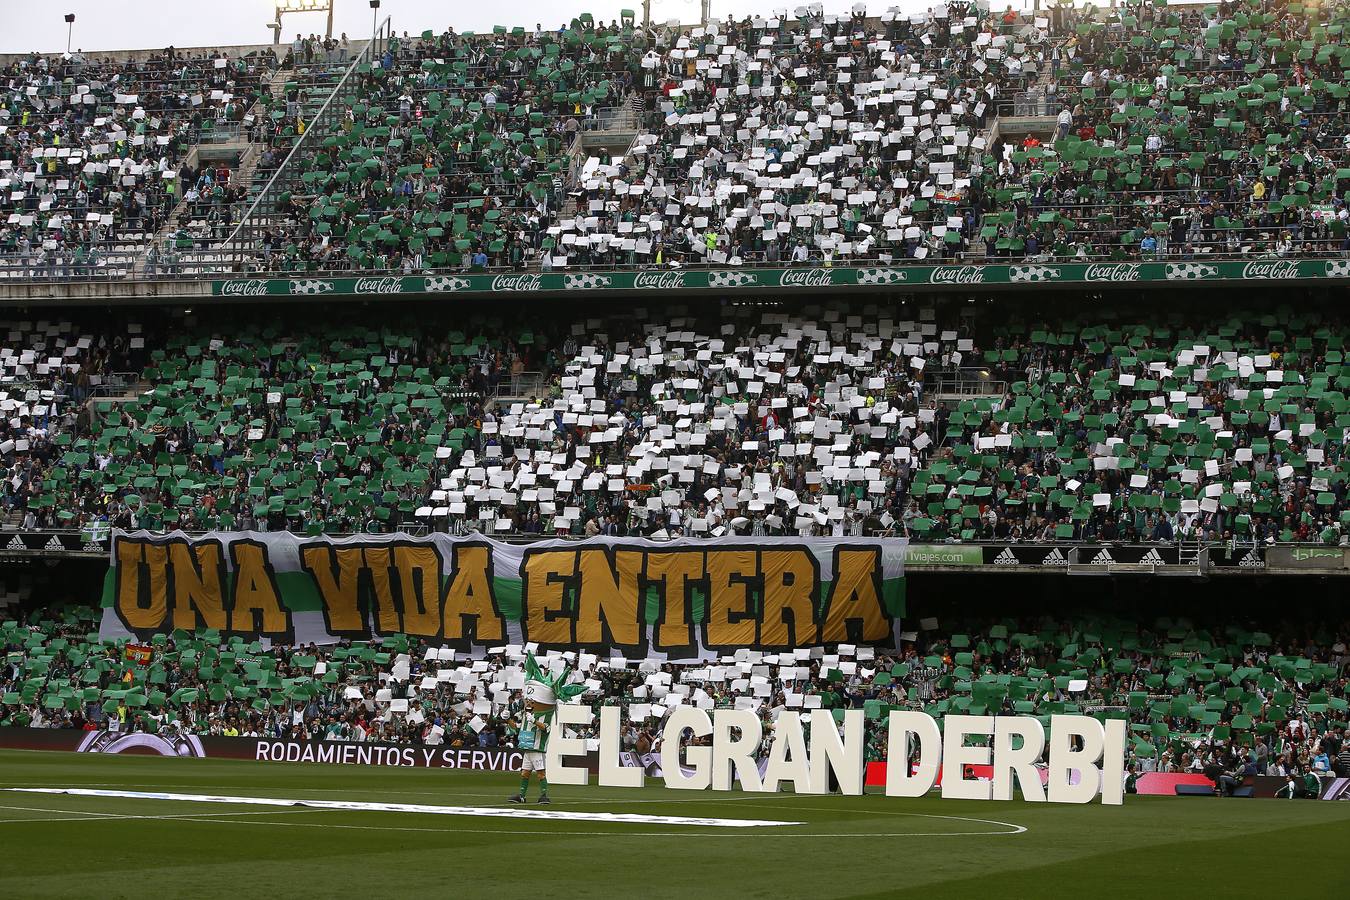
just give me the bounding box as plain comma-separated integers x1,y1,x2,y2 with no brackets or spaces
212,260,1345,298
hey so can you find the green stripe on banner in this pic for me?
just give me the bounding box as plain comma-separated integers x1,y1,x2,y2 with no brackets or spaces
643,586,659,625
883,577,906,617
99,567,115,608
276,572,323,613
691,587,707,624
491,577,523,621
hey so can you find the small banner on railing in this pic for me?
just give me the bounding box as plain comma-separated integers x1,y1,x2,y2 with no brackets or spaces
99,531,907,658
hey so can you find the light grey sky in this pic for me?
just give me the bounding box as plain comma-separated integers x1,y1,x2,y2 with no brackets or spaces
1,0,1031,55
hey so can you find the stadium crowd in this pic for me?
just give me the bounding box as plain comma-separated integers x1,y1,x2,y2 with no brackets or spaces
0,317,148,526
257,19,637,274
1,1,1347,276
3,606,1347,793
5,298,1342,546
0,46,273,278
1020,0,1350,262
237,0,1350,272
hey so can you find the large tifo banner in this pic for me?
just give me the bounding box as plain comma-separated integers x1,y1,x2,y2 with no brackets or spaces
100,532,906,658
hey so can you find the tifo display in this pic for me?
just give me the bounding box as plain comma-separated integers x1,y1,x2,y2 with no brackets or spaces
4,605,1346,798
2,5,1350,896
10,296,1350,546
3,2,1350,278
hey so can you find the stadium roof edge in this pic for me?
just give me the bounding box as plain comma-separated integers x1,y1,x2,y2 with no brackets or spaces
0,43,281,67
0,0,1224,61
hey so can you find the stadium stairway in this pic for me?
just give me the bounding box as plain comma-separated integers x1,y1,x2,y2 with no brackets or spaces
958,80,1048,265
984,53,1060,172
134,65,295,275
208,43,383,272
138,145,260,276
266,65,294,105
173,51,369,275
564,90,643,220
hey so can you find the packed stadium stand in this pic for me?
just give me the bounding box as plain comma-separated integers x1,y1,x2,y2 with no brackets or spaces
2,0,1348,278
4,601,1347,788
0,47,275,279
223,0,1350,272
9,294,1345,544
0,1,1349,811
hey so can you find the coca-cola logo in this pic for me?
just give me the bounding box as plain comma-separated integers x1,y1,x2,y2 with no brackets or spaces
633,271,687,289
930,265,986,285
779,268,835,288
1084,263,1142,282
353,277,405,294
1241,261,1300,280
491,274,543,291
219,280,268,296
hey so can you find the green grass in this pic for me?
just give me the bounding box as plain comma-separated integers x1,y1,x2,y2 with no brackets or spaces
0,749,1347,898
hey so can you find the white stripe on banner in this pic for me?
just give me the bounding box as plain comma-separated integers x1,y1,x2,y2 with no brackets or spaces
6,788,802,828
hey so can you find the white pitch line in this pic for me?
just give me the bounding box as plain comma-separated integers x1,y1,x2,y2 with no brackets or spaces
0,796,1026,840
0,805,332,826
66,813,1025,839
721,801,1028,836
0,782,767,805
5,788,801,828
0,803,118,818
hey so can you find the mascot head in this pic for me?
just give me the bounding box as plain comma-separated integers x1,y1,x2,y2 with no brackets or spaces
522,652,587,709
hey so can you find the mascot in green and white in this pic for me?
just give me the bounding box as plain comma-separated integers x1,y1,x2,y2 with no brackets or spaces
507,653,586,804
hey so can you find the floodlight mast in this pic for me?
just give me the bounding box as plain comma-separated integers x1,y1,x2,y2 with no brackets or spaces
270,0,335,45
645,0,711,30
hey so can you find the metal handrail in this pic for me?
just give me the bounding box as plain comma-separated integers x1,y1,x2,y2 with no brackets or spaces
217,17,393,259
928,377,1008,399
5,177,1344,248
0,527,1314,552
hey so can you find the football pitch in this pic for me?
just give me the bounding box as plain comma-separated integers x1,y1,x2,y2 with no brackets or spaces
1,749,1347,898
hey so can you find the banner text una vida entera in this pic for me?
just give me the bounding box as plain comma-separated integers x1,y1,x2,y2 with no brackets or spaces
103,532,907,655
